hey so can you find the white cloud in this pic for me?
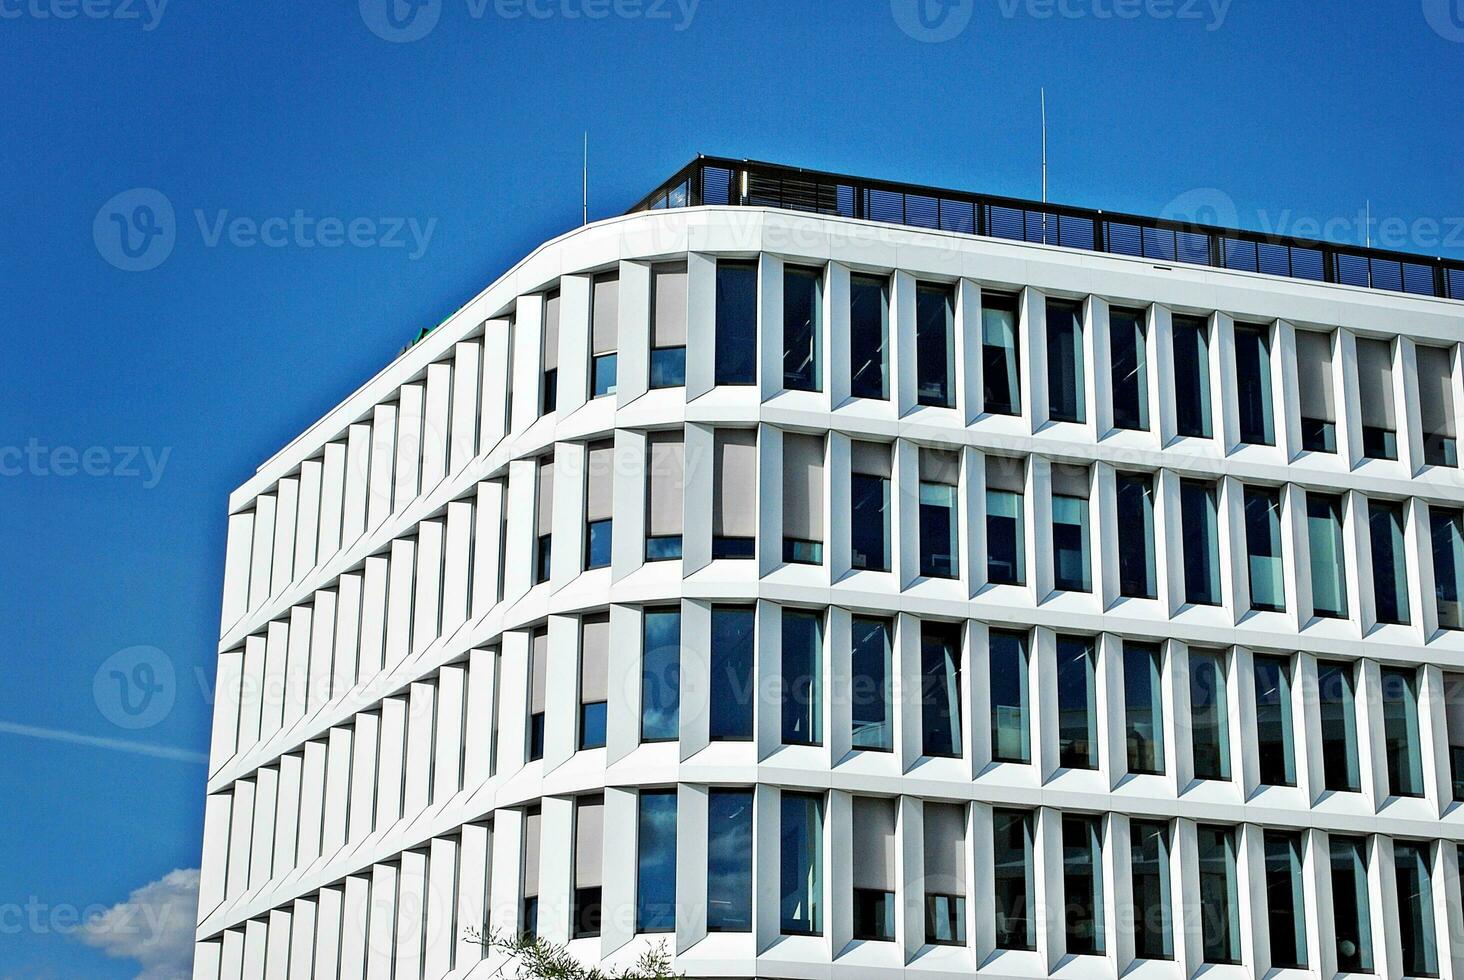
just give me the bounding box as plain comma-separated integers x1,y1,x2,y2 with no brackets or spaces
76,869,198,980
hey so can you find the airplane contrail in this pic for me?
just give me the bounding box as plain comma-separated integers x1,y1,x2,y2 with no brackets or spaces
0,720,208,765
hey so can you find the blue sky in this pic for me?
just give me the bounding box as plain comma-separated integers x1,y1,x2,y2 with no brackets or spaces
2,1,1462,976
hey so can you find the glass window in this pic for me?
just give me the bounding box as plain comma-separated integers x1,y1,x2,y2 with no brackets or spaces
1110,306,1149,431
851,798,897,942
709,607,754,742
572,797,605,938
1395,841,1439,978
850,617,893,752
853,888,896,943
1197,825,1241,964
1263,831,1307,969
1446,674,1464,803
1357,337,1398,460
1382,667,1425,798
993,809,1035,950
1052,493,1091,593
1254,654,1295,787
568,796,603,937
541,290,560,416
1047,299,1085,423
528,628,547,761
1432,507,1464,630
1317,661,1360,793
849,477,890,568
490,647,503,776
715,260,757,386
584,520,611,570
590,274,619,399
713,429,757,560
635,790,677,934
1057,636,1098,770
925,896,966,947
920,482,959,579
986,456,1026,586
783,266,822,392
706,789,753,933
921,622,963,758
1307,493,1348,619
1418,344,1458,467
498,507,509,605
650,346,685,389
1130,820,1172,960
1116,472,1156,599
1125,642,1164,775
1181,479,1221,606
849,274,889,400
1296,330,1336,452
522,807,541,937
1172,314,1212,438
1062,814,1104,955
1244,486,1285,612
640,609,680,743
1234,323,1274,446
584,441,614,571
991,630,1031,763
535,457,554,585
982,292,1021,415
1370,499,1410,625
579,616,609,751
916,282,956,407
986,489,1025,586
851,442,891,573
1189,650,1231,781
591,347,614,401
851,474,890,572
1329,836,1373,974
645,433,684,561
781,610,822,746
782,433,824,566
650,263,687,389
780,792,823,936
923,803,967,947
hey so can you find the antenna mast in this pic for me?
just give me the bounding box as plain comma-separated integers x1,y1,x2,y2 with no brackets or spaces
1041,88,1049,242
1041,87,1048,206
582,132,589,227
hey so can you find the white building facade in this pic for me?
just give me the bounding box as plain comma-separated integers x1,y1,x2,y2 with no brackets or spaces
195,159,1464,980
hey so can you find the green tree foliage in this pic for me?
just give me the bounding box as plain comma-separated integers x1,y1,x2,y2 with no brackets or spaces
463,929,682,980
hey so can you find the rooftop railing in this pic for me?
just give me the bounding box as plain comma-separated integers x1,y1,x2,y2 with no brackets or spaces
629,156,1464,302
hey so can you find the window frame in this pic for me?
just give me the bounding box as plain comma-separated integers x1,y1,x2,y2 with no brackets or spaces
1109,305,1150,431
782,264,824,393
714,259,758,387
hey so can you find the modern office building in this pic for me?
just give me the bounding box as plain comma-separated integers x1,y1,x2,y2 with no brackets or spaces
194,157,1464,980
